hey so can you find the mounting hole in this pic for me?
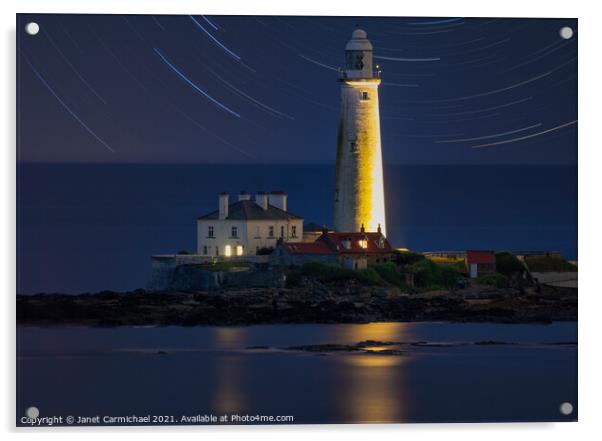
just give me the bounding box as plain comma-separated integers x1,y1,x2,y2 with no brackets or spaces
25,406,39,418
559,402,573,415
559,26,573,40
25,22,40,36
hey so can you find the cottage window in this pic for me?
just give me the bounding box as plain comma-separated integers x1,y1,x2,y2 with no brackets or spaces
203,246,208,255
208,226,214,238
225,245,232,257
231,226,238,238
359,239,368,249
280,226,285,238
255,226,261,238
291,225,297,238
236,245,243,256
268,226,274,237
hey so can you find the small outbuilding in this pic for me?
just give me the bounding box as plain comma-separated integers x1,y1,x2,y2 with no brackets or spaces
465,250,496,278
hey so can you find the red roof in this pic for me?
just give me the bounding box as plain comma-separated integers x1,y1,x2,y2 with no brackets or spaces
466,250,496,264
282,241,336,255
320,232,392,254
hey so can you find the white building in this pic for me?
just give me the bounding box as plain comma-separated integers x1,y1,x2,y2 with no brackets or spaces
197,191,304,257
333,29,387,236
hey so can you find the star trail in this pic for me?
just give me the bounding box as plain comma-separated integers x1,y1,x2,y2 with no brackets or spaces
17,14,577,164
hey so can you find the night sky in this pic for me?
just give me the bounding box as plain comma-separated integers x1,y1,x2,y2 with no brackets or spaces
17,14,577,165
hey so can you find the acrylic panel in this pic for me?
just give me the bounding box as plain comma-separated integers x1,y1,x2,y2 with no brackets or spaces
16,14,577,426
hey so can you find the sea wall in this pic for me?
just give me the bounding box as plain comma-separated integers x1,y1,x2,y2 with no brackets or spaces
147,255,281,291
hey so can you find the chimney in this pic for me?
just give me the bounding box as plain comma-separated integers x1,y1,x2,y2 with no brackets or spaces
256,192,269,210
360,223,365,233
269,191,287,211
238,191,251,201
219,192,229,220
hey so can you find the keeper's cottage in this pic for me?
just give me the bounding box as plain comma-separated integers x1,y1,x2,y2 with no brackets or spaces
197,191,303,257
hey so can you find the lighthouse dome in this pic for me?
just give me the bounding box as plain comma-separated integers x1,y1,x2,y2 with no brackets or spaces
352,29,367,39
345,28,373,51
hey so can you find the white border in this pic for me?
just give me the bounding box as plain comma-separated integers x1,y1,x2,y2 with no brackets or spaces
3,1,601,440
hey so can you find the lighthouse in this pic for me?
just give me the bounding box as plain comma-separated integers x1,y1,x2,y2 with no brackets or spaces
333,29,387,236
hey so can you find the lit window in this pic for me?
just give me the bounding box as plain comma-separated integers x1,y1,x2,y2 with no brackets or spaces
269,226,274,237
208,226,214,238
361,91,369,100
225,245,232,257
236,245,243,256
291,225,297,238
359,239,368,249
231,226,238,238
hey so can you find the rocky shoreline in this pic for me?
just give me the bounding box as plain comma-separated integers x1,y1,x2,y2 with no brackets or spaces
17,281,577,327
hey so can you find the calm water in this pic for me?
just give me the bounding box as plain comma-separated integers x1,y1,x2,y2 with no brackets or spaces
17,322,577,425
17,163,577,294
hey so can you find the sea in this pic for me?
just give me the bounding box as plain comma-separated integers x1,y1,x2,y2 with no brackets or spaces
16,322,577,424
17,163,577,294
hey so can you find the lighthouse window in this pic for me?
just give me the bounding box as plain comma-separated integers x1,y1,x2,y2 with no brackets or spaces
361,91,369,100
350,142,357,152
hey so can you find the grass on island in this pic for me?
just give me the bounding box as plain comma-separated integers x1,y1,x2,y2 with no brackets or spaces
406,259,462,290
392,249,425,266
495,251,525,276
286,260,463,292
524,255,577,272
290,262,383,286
476,273,510,288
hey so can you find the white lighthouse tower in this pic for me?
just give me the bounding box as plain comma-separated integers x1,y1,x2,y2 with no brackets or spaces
333,29,387,236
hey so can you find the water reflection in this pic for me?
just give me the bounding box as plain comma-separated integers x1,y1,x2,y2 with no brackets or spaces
212,355,247,414
332,321,414,343
212,327,247,350
332,323,413,423
211,328,248,414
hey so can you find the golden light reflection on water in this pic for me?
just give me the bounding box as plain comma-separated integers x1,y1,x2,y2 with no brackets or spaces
208,323,414,422
332,322,414,423
213,327,246,350
211,327,248,414
213,355,247,414
333,322,413,343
